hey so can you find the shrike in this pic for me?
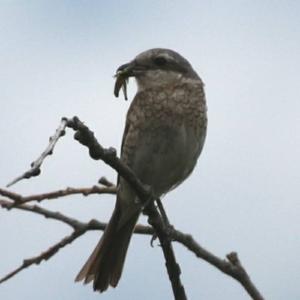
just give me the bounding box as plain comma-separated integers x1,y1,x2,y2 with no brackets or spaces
75,48,207,292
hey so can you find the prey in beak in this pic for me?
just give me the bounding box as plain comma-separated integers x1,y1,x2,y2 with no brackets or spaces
114,62,134,101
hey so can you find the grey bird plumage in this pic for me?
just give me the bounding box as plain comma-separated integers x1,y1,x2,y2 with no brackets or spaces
75,48,207,292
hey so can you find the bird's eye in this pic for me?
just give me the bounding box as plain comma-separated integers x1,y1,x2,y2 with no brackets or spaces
153,56,167,66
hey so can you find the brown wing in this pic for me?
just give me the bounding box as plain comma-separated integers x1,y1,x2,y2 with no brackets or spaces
117,121,130,186
117,92,140,185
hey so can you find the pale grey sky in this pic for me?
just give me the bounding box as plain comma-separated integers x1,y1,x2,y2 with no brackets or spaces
0,1,299,299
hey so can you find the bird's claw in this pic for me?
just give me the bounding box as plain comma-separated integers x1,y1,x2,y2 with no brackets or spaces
150,232,158,247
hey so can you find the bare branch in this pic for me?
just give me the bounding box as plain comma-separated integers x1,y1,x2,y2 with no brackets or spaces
0,196,264,299
171,229,264,300
0,199,153,284
6,118,68,187
1,116,265,299
0,185,116,206
4,115,188,299
0,230,86,284
0,199,153,235
0,189,22,202
0,199,84,229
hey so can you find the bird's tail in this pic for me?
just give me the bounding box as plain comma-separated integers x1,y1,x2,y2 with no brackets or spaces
75,203,139,292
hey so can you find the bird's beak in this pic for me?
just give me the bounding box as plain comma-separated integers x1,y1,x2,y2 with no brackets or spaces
115,62,136,78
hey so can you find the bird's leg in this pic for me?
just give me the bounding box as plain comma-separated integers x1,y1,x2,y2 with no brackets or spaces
140,193,158,246
156,198,170,226
156,198,175,239
147,198,174,246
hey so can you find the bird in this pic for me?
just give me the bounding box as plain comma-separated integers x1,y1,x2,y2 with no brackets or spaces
75,48,207,292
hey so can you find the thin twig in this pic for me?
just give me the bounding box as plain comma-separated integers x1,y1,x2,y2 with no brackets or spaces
0,199,153,235
144,201,186,300
0,185,116,206
0,199,153,284
171,229,264,300
0,231,86,284
0,199,85,229
6,118,68,187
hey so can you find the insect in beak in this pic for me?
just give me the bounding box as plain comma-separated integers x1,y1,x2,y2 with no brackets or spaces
114,71,129,100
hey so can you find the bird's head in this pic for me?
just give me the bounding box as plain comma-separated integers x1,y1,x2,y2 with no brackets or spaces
114,48,199,100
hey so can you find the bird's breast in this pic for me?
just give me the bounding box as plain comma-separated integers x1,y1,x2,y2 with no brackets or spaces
122,82,207,195
131,83,207,133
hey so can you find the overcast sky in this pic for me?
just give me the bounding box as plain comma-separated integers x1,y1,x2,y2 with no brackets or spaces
0,1,299,299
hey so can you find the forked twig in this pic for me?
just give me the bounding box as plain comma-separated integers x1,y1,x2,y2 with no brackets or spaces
0,231,85,284
0,198,153,284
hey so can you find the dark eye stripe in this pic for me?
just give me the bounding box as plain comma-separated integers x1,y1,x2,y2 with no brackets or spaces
153,56,167,66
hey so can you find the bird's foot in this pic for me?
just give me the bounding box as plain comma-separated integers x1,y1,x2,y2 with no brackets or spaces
150,232,158,247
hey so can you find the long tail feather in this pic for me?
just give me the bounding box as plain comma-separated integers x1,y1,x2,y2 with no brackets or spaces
75,203,139,292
